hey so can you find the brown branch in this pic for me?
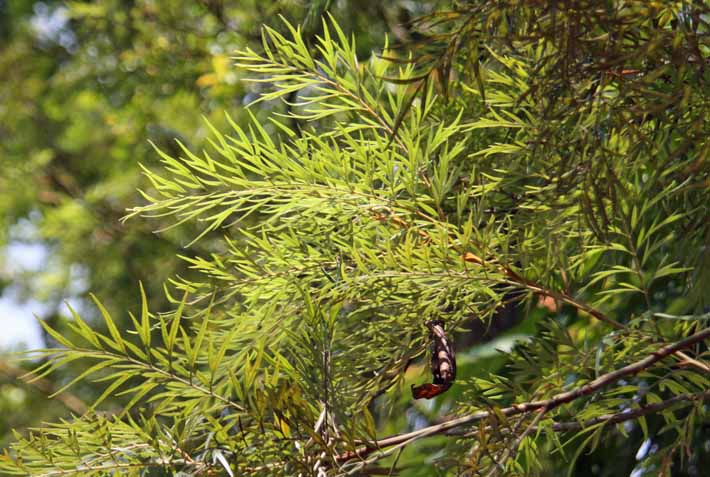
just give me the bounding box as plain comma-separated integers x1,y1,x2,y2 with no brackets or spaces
672,350,710,373
546,389,710,433
453,390,710,438
462,252,626,330
0,359,88,415
463,253,710,373
517,278,626,330
335,326,710,464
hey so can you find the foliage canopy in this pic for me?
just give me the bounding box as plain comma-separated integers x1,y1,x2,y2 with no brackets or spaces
2,1,710,476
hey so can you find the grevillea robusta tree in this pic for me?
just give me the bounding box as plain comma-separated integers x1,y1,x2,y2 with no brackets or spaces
3,2,709,476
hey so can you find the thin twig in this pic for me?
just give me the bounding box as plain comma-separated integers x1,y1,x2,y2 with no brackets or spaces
462,251,626,330
453,389,710,437
672,350,710,372
487,405,548,476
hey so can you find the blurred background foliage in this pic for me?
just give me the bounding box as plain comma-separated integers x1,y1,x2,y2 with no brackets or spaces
0,0,440,446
